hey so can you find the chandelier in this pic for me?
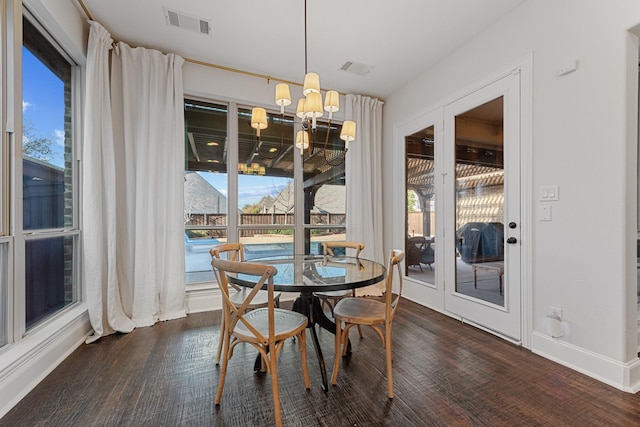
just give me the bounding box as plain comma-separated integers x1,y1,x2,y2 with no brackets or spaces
238,162,266,175
250,0,356,166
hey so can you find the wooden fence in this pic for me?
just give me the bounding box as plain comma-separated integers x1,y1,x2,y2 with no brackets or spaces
185,213,346,238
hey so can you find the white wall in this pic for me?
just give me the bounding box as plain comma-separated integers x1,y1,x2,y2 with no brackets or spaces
183,62,346,122
384,0,640,391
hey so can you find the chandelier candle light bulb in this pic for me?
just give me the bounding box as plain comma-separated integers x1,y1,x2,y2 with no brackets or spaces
296,98,306,119
296,130,309,155
304,91,323,129
324,90,339,121
275,83,291,115
250,107,268,138
303,72,320,95
340,120,356,151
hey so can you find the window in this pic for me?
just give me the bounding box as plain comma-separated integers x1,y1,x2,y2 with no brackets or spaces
302,119,346,254
184,100,228,283
183,99,349,283
237,107,295,260
22,14,79,328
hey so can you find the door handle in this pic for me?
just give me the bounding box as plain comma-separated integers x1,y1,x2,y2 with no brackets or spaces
506,237,517,244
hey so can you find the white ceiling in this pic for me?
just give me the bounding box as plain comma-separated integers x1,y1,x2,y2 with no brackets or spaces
81,0,526,99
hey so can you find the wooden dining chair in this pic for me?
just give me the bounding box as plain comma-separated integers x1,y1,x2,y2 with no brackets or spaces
314,241,365,337
210,243,281,365
331,249,405,398
212,257,310,427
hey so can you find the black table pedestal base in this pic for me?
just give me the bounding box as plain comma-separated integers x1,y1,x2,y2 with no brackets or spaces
292,292,350,392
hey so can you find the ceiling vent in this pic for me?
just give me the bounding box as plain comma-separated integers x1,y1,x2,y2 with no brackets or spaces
163,6,211,36
340,61,374,77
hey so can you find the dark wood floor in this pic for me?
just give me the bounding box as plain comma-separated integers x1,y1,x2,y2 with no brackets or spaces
3,299,640,427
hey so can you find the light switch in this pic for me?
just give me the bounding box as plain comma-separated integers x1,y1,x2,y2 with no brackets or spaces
539,205,551,221
539,185,559,201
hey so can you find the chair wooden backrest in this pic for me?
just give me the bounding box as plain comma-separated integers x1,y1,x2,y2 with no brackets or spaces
211,243,245,291
210,242,245,261
323,241,364,258
385,249,405,321
210,257,277,345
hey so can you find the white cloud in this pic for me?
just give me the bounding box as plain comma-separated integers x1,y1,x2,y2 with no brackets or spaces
22,100,32,112
54,129,65,146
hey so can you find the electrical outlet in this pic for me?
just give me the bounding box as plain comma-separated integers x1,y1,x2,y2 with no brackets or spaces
548,306,562,319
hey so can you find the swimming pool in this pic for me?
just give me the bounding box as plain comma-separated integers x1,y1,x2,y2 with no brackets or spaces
185,241,326,282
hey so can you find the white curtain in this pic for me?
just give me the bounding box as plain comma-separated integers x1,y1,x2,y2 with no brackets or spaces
83,21,186,343
345,94,385,266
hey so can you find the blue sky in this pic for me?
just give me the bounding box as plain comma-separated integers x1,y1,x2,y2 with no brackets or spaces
201,172,291,209
22,46,65,168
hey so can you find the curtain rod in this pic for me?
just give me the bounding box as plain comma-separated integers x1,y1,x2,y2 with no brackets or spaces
76,0,347,94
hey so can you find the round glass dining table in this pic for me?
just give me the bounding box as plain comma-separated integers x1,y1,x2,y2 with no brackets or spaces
230,254,386,391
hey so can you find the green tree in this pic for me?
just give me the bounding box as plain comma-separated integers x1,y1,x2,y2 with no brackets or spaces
242,203,263,214
407,190,420,212
22,120,55,162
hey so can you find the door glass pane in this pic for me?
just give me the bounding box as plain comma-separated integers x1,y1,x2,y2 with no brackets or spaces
25,235,76,327
406,126,436,284
184,100,228,283
454,97,505,306
238,107,295,256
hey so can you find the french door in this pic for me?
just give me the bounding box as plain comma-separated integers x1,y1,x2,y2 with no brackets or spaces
443,72,522,341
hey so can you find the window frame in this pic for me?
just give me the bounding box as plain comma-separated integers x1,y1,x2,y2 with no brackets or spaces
183,96,348,284
17,8,81,335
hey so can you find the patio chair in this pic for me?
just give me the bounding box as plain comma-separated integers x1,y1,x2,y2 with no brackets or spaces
407,236,427,271
331,249,405,398
212,257,310,427
210,243,281,365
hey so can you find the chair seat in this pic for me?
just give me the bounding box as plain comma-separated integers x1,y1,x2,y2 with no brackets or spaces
229,288,281,307
333,297,386,325
233,308,307,342
313,289,351,298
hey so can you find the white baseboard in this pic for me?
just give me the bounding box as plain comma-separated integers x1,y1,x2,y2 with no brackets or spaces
531,331,640,393
185,285,223,313
0,305,92,419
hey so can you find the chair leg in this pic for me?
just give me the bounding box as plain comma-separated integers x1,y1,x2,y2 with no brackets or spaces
269,344,283,427
331,319,343,385
215,332,231,405
215,310,225,365
385,325,394,399
299,330,311,389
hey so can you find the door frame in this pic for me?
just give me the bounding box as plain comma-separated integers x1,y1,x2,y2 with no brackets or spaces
392,54,533,349
443,71,521,341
